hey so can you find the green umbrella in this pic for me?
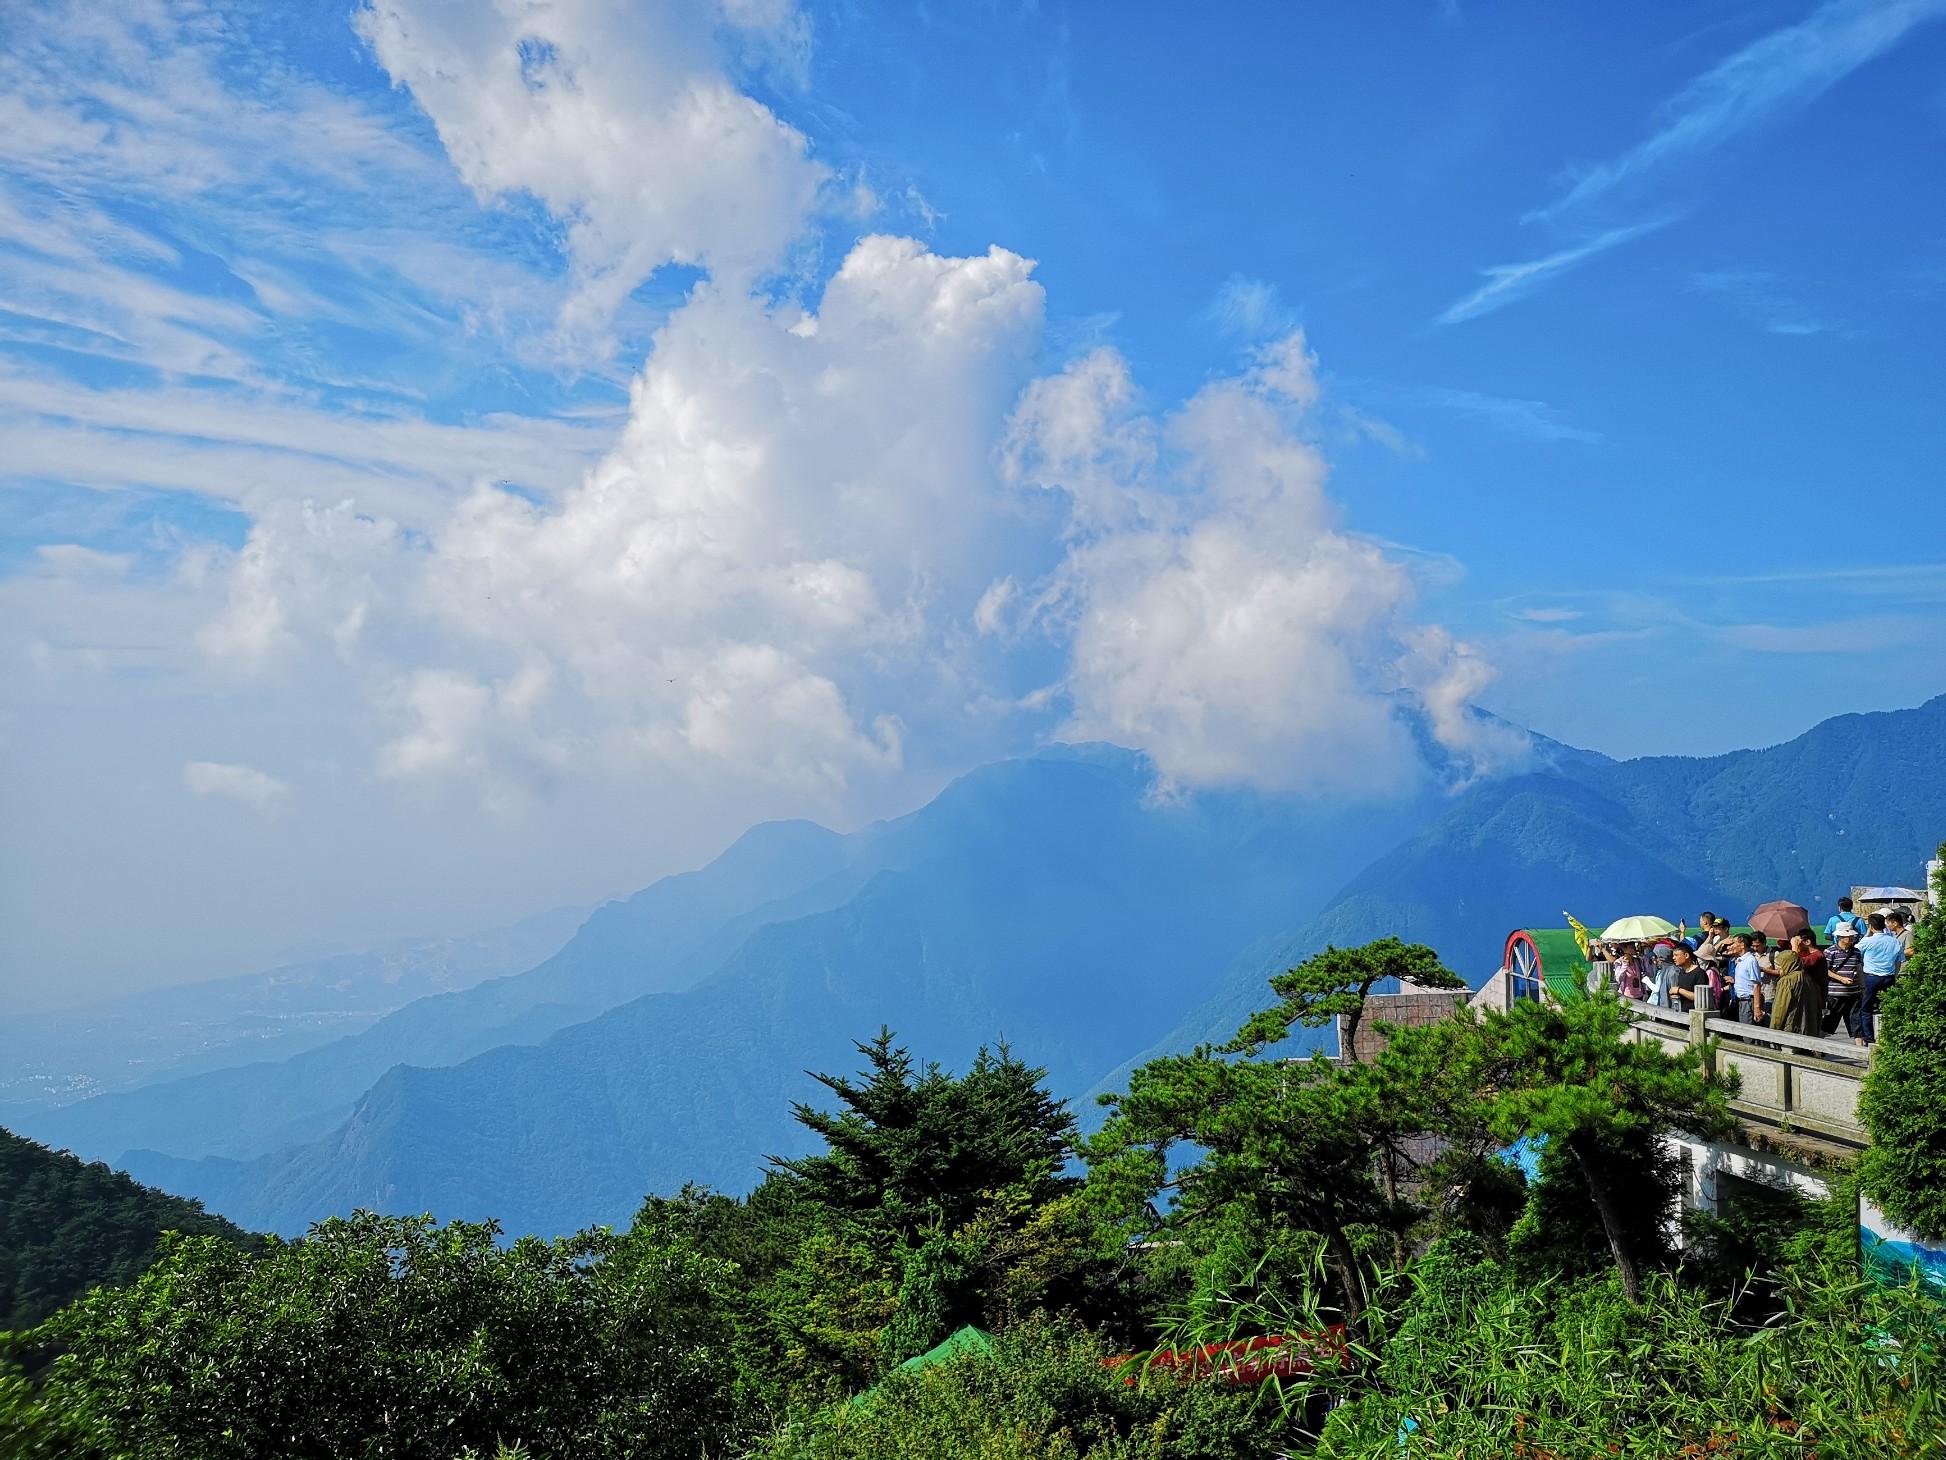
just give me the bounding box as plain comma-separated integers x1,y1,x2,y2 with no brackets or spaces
1601,915,1677,941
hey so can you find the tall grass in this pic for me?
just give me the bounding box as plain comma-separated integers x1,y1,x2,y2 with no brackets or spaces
1139,1230,1945,1458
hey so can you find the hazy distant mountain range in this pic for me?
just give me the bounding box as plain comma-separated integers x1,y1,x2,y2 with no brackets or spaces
20,695,1946,1239
0,907,586,1116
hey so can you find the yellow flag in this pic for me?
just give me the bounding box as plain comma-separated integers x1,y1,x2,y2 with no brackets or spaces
1564,912,1592,961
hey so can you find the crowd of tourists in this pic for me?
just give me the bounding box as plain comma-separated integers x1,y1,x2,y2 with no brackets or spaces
1593,897,1916,1045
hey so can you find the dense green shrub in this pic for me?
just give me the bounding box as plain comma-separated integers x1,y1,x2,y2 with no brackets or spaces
758,1316,1273,1460
1860,848,1946,1239
15,1213,746,1460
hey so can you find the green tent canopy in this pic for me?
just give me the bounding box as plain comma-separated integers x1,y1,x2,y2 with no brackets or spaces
892,1325,994,1377
851,1325,997,1406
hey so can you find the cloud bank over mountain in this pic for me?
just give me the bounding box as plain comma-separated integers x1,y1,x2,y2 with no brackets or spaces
196,0,1506,809
1,0,1538,1000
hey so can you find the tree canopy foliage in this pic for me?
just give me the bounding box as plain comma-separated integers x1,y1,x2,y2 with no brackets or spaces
16,1213,740,1460
774,1030,1077,1243
1475,993,1734,1301
1225,936,1463,1060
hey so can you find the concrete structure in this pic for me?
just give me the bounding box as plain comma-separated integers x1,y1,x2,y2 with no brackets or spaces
1620,999,1870,1152
1618,999,1872,1215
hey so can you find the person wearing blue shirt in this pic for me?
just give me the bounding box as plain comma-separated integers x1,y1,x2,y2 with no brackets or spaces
1824,897,1868,944
1857,913,1907,1045
1729,935,1765,1026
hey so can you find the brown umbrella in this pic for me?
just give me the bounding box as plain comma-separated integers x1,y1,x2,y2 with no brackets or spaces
1749,900,1811,940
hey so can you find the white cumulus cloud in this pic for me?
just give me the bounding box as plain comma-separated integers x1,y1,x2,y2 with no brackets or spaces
206,235,1047,795
1007,333,1516,795
178,3,1511,810
357,0,829,357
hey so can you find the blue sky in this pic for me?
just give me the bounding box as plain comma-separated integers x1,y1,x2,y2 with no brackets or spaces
3,0,1944,1003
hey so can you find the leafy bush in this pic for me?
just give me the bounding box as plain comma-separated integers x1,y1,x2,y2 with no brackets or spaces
759,1316,1274,1460
15,1213,747,1460
0,1361,108,1460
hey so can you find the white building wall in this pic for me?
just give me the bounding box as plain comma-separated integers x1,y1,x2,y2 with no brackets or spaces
1665,1131,1830,1228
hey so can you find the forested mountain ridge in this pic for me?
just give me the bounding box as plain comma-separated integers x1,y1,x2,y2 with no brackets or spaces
1567,692,1946,902
0,1127,259,1334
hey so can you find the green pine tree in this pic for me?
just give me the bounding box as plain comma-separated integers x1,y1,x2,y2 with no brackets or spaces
1227,936,1464,1063
1477,994,1734,1302
774,1029,1079,1243
1859,845,1946,1240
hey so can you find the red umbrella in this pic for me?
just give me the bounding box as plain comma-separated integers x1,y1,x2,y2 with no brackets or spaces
1749,900,1811,940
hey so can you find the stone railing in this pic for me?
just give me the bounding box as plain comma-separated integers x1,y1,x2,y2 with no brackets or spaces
1621,999,1872,1150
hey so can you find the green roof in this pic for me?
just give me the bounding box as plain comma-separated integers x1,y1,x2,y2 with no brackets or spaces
1512,922,1754,1002
1519,928,1592,1002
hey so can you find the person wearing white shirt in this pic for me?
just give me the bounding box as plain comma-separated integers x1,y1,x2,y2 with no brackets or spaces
1729,935,1765,1026
1857,913,1907,1045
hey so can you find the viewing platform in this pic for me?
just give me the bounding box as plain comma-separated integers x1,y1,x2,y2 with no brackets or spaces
1620,998,1871,1156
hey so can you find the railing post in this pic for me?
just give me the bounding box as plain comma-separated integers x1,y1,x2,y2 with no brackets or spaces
1688,1007,1712,1074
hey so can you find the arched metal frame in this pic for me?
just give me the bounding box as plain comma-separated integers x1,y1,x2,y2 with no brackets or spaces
1505,930,1545,1003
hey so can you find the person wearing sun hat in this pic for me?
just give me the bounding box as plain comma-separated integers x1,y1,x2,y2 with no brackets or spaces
1823,921,1866,1040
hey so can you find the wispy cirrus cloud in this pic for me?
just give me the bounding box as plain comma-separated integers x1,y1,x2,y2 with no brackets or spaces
1436,218,1675,325
1688,269,1831,336
183,760,291,812
1441,0,1946,328
1513,606,1584,624
1200,273,1298,340
1534,0,1946,222
1714,613,1945,654
1415,386,1604,444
